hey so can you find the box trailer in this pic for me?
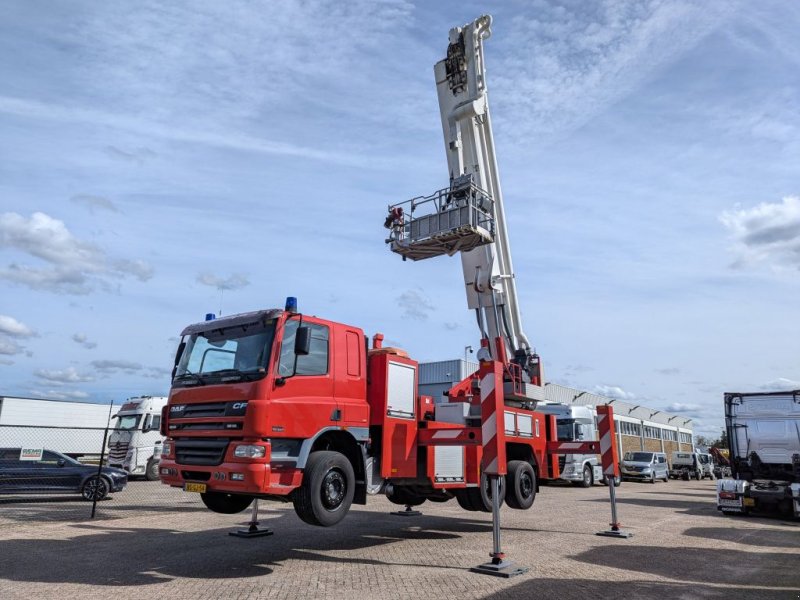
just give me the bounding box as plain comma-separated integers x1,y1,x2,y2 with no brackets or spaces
0,396,115,458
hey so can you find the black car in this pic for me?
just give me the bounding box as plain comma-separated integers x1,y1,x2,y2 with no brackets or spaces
0,448,127,501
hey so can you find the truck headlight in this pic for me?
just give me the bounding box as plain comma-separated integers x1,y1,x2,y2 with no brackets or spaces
234,445,266,458
162,441,172,457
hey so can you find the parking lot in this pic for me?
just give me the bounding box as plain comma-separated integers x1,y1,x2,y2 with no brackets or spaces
0,479,798,600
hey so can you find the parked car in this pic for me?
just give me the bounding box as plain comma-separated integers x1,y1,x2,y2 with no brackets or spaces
0,448,127,500
620,451,669,483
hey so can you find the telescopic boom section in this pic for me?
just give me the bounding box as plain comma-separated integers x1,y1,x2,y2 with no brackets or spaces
384,15,541,383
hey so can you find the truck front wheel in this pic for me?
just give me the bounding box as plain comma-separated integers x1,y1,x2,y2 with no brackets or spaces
293,451,355,527
200,492,253,514
505,460,536,510
145,458,160,481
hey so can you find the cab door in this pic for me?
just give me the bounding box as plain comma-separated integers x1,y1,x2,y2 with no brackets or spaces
334,328,368,429
269,317,337,439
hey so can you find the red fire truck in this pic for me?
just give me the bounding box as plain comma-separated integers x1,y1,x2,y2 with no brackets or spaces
159,15,558,527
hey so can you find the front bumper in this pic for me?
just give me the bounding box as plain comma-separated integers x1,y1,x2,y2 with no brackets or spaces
621,470,652,480
159,456,302,496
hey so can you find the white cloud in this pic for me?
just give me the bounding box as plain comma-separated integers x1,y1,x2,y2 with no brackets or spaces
667,402,703,413
759,377,800,391
720,196,800,270
196,272,250,291
31,389,90,400
34,366,95,384
494,1,737,144
0,211,153,294
592,384,637,401
0,315,36,338
71,333,97,350
397,289,435,320
91,360,143,373
0,339,24,355
104,145,156,165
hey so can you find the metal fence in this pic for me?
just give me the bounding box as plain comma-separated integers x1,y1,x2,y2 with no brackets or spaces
0,424,203,523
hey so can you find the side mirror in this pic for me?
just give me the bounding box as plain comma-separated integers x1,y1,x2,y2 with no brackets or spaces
295,326,311,356
57,459,65,467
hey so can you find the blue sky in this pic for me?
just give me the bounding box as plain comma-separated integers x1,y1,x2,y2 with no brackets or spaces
1,1,799,438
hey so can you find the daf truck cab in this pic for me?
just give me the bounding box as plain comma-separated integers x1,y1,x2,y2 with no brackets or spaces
108,396,168,480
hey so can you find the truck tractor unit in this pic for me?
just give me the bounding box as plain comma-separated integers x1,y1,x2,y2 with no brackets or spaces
108,396,168,480
669,451,714,481
717,390,800,518
538,404,613,487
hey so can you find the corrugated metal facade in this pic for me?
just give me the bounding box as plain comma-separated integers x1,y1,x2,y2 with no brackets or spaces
418,361,694,452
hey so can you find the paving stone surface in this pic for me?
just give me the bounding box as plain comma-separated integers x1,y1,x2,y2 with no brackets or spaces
1,479,798,599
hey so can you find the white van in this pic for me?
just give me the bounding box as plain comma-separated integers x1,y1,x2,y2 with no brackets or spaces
620,451,669,483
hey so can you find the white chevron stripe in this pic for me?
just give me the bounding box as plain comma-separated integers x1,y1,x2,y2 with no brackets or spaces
482,411,497,443
484,457,499,475
480,372,495,400
433,430,461,439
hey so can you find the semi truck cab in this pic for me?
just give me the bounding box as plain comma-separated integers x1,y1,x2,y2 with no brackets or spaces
108,395,168,480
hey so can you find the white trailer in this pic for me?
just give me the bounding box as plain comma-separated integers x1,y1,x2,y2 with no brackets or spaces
107,396,168,480
0,396,115,458
717,390,800,518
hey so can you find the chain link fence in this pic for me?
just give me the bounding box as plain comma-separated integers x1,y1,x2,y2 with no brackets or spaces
0,424,203,524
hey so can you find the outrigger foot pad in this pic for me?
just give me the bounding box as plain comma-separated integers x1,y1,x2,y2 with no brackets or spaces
391,504,422,517
229,523,274,538
596,528,633,539
471,560,529,578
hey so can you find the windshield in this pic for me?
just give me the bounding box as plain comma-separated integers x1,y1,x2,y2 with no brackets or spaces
114,415,141,430
556,419,577,441
624,452,654,463
174,319,276,385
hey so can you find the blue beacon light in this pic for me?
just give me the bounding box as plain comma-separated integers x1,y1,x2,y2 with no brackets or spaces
205,313,216,321
285,297,298,313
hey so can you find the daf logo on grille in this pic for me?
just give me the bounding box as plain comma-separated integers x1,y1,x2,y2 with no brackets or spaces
232,402,248,410
170,405,186,413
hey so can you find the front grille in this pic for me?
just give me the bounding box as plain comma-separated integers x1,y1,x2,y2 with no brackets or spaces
169,422,242,431
108,441,129,462
175,439,228,466
181,402,228,418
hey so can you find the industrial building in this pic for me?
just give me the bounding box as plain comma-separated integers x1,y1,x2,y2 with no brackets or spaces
419,359,695,458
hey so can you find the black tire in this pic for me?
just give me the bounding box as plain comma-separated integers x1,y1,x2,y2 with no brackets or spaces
682,472,690,481
200,491,253,514
602,475,621,487
505,460,536,510
386,486,426,507
145,459,160,481
81,476,110,501
455,489,480,511
293,450,355,527
695,471,702,481
650,472,656,484
578,464,593,488
478,472,505,512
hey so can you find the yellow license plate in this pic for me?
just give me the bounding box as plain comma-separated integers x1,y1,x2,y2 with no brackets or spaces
184,482,207,493
743,497,755,507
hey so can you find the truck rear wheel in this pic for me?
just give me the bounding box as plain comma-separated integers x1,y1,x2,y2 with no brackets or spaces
293,450,355,527
505,460,536,510
386,486,426,507
200,492,253,514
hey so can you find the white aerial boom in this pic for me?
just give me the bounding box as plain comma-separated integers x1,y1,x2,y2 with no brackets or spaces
385,15,541,385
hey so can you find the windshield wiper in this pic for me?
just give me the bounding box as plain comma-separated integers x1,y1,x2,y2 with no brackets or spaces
174,371,206,386
204,368,246,382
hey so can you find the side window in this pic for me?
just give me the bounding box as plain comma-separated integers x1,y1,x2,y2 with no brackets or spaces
40,451,62,465
150,415,161,431
278,320,329,377
345,331,360,377
658,455,666,463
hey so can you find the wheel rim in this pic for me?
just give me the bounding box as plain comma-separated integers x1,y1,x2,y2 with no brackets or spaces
321,469,346,511
520,472,534,499
84,477,106,500
584,468,591,485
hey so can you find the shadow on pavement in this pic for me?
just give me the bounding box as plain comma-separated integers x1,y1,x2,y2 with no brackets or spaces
480,577,792,600
571,544,800,589
581,496,718,516
683,526,800,548
0,509,496,586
